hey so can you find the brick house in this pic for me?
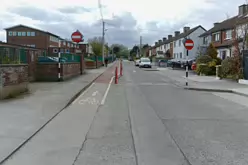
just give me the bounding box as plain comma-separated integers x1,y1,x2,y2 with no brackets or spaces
199,4,248,59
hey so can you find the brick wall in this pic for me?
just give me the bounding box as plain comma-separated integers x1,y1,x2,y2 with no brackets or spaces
61,63,81,80
0,64,29,99
85,61,97,69
36,62,81,81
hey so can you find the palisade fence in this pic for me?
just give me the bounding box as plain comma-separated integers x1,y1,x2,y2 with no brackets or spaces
38,52,81,63
0,46,28,64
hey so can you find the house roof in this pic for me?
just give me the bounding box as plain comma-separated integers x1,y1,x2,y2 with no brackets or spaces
155,25,206,47
4,24,60,38
199,13,248,37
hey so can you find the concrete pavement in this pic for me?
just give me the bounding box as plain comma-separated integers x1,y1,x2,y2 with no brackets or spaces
157,67,248,97
0,63,115,164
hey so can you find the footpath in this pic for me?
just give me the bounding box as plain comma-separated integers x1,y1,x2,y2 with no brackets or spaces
157,68,248,97
0,62,115,164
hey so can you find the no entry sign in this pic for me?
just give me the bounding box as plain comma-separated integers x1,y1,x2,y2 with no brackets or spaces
184,39,194,50
71,30,83,43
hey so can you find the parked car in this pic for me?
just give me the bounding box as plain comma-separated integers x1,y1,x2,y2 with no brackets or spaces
180,58,196,69
135,59,140,66
139,58,152,68
158,59,167,67
168,59,181,69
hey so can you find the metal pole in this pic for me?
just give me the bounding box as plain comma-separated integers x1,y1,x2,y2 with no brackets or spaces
140,36,142,57
102,21,105,66
186,50,188,86
58,40,61,81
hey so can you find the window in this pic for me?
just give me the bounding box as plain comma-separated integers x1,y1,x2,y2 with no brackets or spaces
179,40,181,46
27,32,31,36
31,32,35,36
13,32,16,36
203,37,208,44
213,32,220,41
67,43,70,47
225,30,232,39
63,41,66,45
17,32,22,36
180,52,182,58
8,31,12,36
22,32,26,36
174,41,176,47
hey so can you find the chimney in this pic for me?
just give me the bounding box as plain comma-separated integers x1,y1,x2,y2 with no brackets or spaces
183,27,190,33
168,35,172,40
162,37,167,42
174,31,180,37
155,42,158,46
239,4,248,16
159,40,162,44
214,22,220,26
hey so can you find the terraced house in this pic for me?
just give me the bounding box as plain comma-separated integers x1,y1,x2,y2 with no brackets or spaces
149,25,206,60
199,4,248,60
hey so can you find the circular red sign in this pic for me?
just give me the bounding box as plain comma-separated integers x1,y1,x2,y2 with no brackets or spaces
71,30,83,43
184,39,194,50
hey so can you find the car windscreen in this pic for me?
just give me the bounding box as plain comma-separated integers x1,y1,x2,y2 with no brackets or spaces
141,59,150,62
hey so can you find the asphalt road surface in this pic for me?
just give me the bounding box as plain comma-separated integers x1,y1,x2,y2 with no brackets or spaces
121,61,248,165
3,61,248,165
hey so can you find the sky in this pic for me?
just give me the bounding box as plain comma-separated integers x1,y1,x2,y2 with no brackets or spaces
0,0,247,48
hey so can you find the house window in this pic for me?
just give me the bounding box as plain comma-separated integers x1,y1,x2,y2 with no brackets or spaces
17,32,22,36
203,37,208,44
174,41,176,47
27,32,31,36
63,41,66,45
174,53,176,58
22,32,26,36
13,31,16,36
67,43,70,47
31,32,35,36
213,32,220,41
179,40,181,46
225,30,232,39
8,31,12,36
180,52,182,58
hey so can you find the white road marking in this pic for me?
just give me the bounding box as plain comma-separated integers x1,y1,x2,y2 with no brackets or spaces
72,83,95,104
92,91,99,96
100,76,114,105
133,70,136,73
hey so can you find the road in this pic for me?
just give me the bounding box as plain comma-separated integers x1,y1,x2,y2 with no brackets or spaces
3,61,248,165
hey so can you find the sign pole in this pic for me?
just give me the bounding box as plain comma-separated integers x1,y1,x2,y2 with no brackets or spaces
186,49,188,86
183,38,194,87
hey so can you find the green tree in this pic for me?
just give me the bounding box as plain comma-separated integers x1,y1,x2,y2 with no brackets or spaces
88,37,102,56
206,43,218,59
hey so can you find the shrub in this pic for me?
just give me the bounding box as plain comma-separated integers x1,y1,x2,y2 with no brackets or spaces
215,57,222,65
221,57,235,77
221,56,243,81
196,64,212,75
196,55,212,64
206,43,218,59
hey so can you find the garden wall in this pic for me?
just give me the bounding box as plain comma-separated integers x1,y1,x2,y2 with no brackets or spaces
36,62,81,81
0,64,29,99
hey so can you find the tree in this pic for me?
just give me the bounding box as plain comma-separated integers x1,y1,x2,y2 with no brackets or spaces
88,37,103,56
206,43,218,59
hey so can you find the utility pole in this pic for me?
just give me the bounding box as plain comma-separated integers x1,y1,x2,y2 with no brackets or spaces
102,21,105,66
139,36,142,57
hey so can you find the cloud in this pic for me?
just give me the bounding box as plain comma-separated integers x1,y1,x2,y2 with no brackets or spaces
57,6,95,14
0,0,247,48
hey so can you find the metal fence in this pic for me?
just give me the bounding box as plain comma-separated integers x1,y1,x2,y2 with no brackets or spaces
0,46,28,64
38,53,81,63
